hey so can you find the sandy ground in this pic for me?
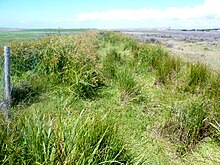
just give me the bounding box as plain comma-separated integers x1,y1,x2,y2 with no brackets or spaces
165,40,220,71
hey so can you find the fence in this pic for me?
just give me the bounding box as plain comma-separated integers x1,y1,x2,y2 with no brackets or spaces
0,46,11,122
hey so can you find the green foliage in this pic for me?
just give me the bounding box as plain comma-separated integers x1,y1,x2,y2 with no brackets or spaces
164,101,209,154
186,62,210,92
100,31,136,49
99,32,219,158
116,68,139,99
155,56,181,84
102,48,123,79
203,47,209,51
0,110,130,164
10,32,104,98
206,73,220,99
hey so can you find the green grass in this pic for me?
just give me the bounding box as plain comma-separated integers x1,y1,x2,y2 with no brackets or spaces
0,107,129,164
0,28,87,46
0,31,219,164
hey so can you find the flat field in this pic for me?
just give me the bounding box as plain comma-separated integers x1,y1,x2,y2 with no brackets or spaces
124,30,220,71
0,28,87,46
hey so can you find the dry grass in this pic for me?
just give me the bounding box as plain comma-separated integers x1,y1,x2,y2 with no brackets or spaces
165,40,220,71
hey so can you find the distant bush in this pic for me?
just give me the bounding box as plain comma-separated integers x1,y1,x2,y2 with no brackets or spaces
143,37,161,44
203,47,209,51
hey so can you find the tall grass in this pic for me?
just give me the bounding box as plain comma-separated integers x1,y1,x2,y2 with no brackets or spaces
0,110,130,164
206,72,220,99
116,68,139,100
211,119,220,143
186,62,211,92
10,32,104,98
101,48,123,79
163,101,209,154
100,32,220,156
155,56,181,84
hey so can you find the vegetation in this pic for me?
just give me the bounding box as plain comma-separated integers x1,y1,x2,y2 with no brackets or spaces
0,29,86,47
0,31,219,164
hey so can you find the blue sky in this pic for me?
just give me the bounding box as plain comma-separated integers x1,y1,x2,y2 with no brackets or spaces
0,0,219,29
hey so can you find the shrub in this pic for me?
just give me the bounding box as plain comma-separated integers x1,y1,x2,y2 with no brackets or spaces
204,47,209,51
144,37,161,44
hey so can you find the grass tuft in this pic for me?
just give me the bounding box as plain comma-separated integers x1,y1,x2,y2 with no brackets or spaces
186,62,211,92
163,101,209,154
0,110,130,164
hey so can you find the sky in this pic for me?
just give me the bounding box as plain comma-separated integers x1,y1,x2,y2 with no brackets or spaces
0,0,220,29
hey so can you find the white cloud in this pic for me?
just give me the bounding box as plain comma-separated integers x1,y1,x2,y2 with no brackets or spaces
75,0,220,21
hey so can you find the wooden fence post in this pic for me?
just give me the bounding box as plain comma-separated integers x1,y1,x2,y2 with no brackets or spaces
3,46,11,122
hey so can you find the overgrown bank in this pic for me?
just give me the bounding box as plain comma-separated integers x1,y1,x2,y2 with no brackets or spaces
0,31,219,164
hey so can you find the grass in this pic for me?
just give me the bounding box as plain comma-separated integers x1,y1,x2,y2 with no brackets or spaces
186,62,211,92
0,108,129,164
0,31,219,164
163,100,209,154
0,28,86,47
